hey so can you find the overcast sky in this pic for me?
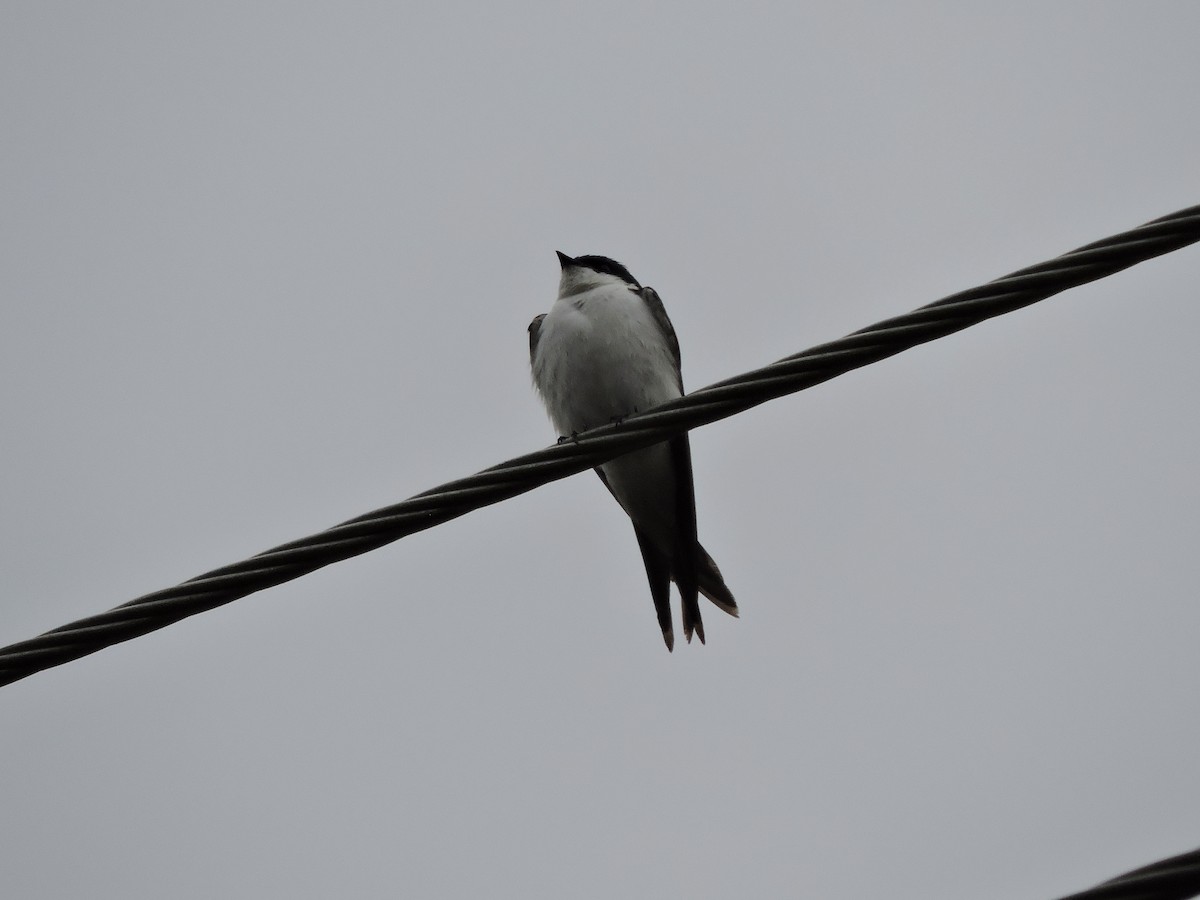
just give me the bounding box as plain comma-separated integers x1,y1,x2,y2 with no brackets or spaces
3,4,1200,898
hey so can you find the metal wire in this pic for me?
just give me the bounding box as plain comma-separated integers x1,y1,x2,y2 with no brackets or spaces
1055,844,1200,900
1,204,1198,688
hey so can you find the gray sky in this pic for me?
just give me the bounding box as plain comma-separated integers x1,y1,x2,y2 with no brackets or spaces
3,4,1200,898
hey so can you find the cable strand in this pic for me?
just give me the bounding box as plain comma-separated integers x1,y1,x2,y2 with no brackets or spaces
1054,844,1200,900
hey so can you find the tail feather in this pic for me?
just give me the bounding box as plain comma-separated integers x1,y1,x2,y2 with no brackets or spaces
594,439,737,650
675,538,704,644
697,543,739,618
681,593,705,645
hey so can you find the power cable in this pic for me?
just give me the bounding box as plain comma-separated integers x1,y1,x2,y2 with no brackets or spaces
1,204,1197,688
1055,844,1200,900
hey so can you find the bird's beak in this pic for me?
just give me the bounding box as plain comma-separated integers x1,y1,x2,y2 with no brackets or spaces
556,250,574,270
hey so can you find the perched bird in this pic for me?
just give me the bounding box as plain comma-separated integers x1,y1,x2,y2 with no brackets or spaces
528,252,738,650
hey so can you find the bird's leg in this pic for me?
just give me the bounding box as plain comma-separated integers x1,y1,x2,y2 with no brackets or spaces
557,427,586,445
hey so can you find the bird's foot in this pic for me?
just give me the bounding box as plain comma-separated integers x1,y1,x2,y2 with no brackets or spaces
609,408,638,427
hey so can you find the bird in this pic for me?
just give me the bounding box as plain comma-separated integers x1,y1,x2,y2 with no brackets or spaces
528,251,738,650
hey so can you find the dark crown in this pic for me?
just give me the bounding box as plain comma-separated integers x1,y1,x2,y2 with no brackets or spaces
560,253,641,287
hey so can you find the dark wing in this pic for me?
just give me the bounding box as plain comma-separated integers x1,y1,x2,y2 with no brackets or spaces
634,525,676,651
639,286,703,643
596,466,675,651
528,313,546,365
637,287,683,392
670,432,703,645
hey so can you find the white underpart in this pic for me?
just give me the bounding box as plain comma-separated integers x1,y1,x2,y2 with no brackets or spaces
532,270,684,550
533,278,679,435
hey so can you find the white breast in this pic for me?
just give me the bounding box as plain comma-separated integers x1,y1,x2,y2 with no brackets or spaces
533,283,681,437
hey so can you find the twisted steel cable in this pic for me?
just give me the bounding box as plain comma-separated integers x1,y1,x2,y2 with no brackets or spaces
1,204,1198,688
1054,844,1200,900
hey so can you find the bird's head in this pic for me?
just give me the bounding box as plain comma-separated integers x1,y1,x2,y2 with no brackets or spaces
556,251,641,298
